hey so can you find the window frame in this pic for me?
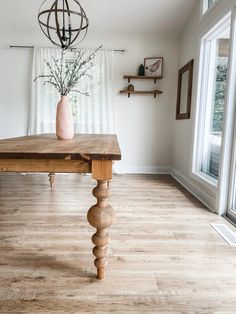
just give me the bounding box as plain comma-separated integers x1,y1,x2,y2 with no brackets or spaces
225,7,236,220
201,0,220,18
192,13,231,187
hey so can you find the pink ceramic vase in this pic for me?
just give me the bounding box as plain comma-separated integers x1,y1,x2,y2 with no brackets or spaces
56,96,74,140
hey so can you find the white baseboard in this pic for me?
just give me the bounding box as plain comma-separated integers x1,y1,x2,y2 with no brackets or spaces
113,165,172,175
171,168,216,212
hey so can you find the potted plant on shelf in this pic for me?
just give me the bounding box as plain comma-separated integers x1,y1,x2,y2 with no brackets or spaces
34,46,102,140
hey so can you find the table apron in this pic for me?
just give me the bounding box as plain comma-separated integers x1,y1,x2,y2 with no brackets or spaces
0,159,91,173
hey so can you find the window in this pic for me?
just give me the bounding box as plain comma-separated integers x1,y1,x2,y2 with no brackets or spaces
208,0,216,8
202,0,217,15
194,14,231,184
29,47,114,135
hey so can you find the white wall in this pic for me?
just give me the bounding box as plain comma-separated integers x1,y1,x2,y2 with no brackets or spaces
172,3,200,178
0,32,179,174
0,43,32,138
172,1,218,211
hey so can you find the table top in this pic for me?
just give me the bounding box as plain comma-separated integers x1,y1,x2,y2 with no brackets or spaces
0,134,121,160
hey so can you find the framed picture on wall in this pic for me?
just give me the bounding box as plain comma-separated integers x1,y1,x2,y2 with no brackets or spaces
144,57,163,77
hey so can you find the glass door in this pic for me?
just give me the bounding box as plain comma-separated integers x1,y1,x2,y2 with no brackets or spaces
193,14,231,185
200,30,230,180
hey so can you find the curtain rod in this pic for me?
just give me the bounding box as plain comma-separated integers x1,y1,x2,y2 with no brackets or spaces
9,45,126,53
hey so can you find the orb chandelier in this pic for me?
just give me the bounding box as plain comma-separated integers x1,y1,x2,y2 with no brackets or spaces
38,0,89,49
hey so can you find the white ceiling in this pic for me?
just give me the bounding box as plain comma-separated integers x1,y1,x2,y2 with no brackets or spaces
0,0,198,37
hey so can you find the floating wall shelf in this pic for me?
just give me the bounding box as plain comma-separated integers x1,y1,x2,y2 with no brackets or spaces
120,75,163,98
123,75,162,83
120,90,163,98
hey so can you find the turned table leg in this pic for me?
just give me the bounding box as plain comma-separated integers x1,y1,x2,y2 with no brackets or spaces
48,172,55,188
87,160,114,279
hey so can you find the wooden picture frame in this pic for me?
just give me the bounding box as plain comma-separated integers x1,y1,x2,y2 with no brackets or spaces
176,59,194,120
144,57,163,77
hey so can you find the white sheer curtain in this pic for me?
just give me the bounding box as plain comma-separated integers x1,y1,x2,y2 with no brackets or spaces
28,47,114,135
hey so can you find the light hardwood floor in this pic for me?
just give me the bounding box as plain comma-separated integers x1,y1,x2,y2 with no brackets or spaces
0,173,236,313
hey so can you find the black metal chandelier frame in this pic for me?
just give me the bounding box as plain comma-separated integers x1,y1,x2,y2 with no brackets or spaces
38,0,89,49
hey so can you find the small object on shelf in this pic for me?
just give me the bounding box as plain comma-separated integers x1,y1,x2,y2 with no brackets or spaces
138,64,145,76
127,84,134,91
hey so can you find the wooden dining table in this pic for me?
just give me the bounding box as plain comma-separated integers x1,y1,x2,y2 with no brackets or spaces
0,133,121,279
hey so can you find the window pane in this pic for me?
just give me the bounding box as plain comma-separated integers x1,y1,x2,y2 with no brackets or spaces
201,26,230,180
203,0,217,14
208,0,215,9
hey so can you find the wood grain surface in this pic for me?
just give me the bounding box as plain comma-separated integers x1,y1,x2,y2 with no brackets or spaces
0,159,91,173
0,134,121,160
0,173,236,313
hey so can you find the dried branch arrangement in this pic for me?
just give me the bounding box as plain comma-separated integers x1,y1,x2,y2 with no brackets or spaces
34,46,102,96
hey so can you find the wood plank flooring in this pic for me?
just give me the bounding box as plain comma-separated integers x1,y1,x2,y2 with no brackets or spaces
0,173,236,313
